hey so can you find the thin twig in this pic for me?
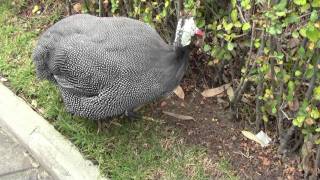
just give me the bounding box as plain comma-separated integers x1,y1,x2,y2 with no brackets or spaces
256,70,263,131
236,5,247,23
231,30,265,109
313,145,320,178
66,0,72,16
177,0,183,20
277,53,285,137
248,21,256,60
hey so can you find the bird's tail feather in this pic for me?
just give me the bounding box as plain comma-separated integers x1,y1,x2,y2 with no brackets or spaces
32,45,54,81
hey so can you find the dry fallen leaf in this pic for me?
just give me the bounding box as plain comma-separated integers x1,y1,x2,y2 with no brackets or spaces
173,85,185,100
32,5,40,14
242,130,271,147
242,130,261,144
163,111,194,120
73,3,82,13
226,86,234,101
305,118,314,126
201,83,231,98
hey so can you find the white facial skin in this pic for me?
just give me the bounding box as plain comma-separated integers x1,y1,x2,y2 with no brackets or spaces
174,17,199,47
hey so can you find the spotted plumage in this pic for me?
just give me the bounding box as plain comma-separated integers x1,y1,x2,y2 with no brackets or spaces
33,14,202,120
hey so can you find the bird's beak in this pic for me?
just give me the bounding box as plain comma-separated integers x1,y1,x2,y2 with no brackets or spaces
195,28,205,37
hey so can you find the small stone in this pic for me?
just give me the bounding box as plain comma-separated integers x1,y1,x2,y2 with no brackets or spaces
0,77,8,82
31,100,37,107
231,136,237,141
38,108,45,114
211,118,218,122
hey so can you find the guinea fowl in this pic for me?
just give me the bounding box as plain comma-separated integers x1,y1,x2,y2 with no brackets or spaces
32,14,204,125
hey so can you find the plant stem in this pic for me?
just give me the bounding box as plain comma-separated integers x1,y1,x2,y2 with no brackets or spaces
256,70,263,131
231,30,265,112
83,0,91,13
306,50,320,101
99,0,105,17
66,0,72,15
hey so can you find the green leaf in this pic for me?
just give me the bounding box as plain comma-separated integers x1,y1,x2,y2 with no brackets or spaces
310,10,319,22
312,0,320,7
164,0,170,8
314,86,320,100
222,20,234,32
298,46,305,57
267,26,278,35
197,19,206,28
227,42,235,51
274,0,287,10
299,28,307,37
276,11,286,17
224,52,232,60
311,108,320,119
293,0,307,6
293,115,305,127
203,44,211,52
234,21,242,28
285,13,300,24
305,64,314,79
241,0,251,10
274,52,284,60
288,81,295,101
300,3,310,12
242,22,251,31
254,39,260,48
231,9,238,22
231,0,237,7
295,70,302,77
292,31,299,38
306,26,320,42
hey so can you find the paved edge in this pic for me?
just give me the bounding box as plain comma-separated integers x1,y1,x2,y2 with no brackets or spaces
0,83,107,180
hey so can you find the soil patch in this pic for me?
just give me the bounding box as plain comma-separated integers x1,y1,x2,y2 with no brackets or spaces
148,91,303,179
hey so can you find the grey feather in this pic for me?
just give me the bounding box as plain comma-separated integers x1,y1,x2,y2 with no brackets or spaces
32,14,189,120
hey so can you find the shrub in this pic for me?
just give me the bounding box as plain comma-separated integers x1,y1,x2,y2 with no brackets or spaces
42,0,320,177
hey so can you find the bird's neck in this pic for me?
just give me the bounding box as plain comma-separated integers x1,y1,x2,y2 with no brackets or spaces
175,46,190,62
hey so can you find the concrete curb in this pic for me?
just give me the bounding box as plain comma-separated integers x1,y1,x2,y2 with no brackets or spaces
0,83,107,180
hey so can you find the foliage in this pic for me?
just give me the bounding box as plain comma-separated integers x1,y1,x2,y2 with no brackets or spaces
77,0,320,175
0,1,238,179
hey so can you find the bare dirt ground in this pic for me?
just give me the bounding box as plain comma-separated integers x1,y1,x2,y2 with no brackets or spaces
148,90,303,179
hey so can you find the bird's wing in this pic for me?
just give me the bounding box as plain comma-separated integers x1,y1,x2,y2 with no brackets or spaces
51,35,123,97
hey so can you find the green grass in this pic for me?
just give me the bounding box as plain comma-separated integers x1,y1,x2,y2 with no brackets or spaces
0,1,238,179
217,158,239,180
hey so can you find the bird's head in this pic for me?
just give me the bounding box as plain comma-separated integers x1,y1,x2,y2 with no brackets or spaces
174,16,205,47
